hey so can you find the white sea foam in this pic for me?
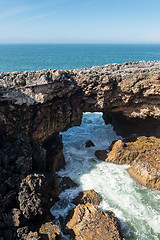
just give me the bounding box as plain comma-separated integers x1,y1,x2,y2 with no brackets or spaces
51,113,160,240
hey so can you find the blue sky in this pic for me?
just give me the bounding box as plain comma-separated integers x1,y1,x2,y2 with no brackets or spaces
0,0,160,43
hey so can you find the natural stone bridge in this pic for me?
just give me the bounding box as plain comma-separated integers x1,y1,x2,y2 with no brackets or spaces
1,61,160,144
1,61,160,239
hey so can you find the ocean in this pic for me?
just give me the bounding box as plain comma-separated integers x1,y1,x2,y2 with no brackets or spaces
0,44,160,72
1,44,160,239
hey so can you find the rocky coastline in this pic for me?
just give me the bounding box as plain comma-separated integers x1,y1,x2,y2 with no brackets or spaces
95,136,160,190
0,61,160,239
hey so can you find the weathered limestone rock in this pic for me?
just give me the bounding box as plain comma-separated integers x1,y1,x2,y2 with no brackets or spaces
127,160,160,190
66,203,124,240
39,221,60,240
72,189,102,206
1,61,160,142
21,231,40,240
0,132,64,239
101,136,160,190
18,173,53,220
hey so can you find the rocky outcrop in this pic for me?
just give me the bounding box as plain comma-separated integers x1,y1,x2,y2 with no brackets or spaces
97,136,160,190
85,140,95,147
1,61,160,142
66,203,124,240
18,173,54,220
60,177,78,192
0,133,63,239
64,190,124,239
95,150,108,160
39,221,60,240
72,189,102,206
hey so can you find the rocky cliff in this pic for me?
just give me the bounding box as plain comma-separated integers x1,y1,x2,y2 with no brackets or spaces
1,61,160,143
1,61,160,239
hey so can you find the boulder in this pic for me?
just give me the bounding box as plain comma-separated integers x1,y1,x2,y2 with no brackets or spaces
66,203,124,240
127,160,160,190
18,173,51,220
61,177,78,191
21,231,40,240
85,140,95,148
72,189,102,206
39,221,60,240
95,150,108,161
105,136,160,190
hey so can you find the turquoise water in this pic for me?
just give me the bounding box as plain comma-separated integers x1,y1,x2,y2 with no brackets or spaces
0,44,160,72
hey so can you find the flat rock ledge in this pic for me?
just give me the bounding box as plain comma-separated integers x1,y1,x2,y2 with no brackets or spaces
96,136,160,190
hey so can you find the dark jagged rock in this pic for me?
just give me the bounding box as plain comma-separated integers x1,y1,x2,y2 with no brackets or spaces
60,177,78,192
85,140,95,147
95,150,108,161
0,133,63,239
32,145,47,172
3,208,21,228
18,173,53,220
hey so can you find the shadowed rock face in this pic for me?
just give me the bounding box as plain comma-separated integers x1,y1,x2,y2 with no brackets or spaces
1,61,160,142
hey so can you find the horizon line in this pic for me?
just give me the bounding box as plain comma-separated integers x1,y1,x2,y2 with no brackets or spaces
0,42,160,45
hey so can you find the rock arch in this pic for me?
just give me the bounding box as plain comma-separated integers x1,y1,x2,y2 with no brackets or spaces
0,61,160,143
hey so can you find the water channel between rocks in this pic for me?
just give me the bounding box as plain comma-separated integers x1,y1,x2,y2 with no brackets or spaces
50,112,160,240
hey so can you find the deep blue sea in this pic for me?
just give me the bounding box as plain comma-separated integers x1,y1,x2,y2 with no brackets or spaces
0,44,160,72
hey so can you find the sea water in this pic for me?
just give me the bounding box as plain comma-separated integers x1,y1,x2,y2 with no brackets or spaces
0,44,160,72
51,113,160,240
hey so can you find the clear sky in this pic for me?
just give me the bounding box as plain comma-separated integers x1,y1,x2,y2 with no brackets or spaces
0,0,160,44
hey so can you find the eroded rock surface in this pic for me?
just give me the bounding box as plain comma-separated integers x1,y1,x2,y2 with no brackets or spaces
0,133,63,239
39,221,60,240
1,62,160,239
99,136,160,190
18,173,51,220
72,189,102,206
66,203,124,240
1,61,160,142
